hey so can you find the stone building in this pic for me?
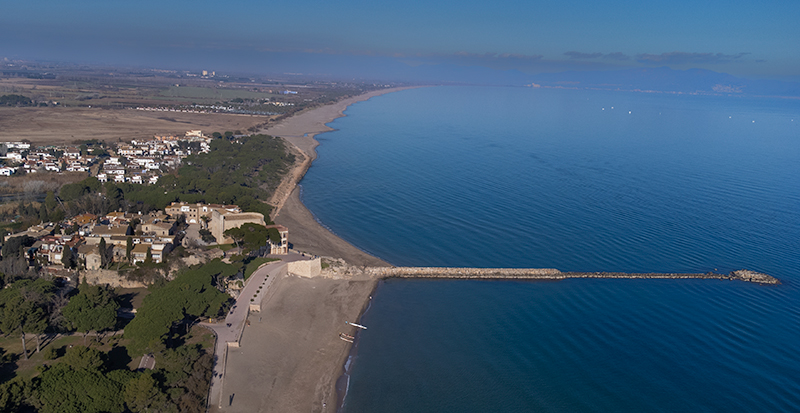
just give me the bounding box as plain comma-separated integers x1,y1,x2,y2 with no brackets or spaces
208,210,266,243
266,225,289,255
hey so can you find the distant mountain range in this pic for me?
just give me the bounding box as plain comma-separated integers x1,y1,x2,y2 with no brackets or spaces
528,66,800,97
399,64,800,98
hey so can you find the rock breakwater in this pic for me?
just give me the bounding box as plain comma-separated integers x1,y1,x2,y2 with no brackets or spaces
367,267,779,284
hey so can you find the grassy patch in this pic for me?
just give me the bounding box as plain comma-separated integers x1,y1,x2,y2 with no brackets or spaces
184,325,215,350
0,334,84,383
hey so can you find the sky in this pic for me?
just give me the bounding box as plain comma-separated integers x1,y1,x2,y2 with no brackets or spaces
2,0,799,81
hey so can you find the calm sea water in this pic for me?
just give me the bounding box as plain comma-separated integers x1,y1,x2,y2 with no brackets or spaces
298,86,800,412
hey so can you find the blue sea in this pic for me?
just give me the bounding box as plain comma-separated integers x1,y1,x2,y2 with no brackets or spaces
298,86,800,412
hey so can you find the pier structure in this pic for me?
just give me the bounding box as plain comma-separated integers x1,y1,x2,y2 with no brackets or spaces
368,267,779,284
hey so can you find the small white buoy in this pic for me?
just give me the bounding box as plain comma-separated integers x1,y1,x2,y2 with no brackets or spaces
752,120,755,123
629,111,631,114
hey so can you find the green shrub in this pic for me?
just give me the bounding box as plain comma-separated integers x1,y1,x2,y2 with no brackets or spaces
43,346,58,360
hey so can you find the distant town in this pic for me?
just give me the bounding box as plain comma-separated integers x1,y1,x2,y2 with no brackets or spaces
1,130,290,280
1,130,215,182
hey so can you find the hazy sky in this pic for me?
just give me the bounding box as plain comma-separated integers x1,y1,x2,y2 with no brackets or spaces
3,0,798,80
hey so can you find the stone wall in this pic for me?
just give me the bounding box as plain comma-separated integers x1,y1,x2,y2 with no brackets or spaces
82,269,147,288
288,258,322,278
370,267,561,278
209,210,266,243
365,267,778,284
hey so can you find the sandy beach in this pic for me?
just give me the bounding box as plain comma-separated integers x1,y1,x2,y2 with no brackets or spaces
264,87,418,267
218,274,376,413
213,88,413,412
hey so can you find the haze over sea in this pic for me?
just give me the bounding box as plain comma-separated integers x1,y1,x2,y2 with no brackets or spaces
299,86,800,412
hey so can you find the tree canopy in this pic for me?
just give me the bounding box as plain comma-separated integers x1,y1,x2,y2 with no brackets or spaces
32,350,129,413
0,279,55,359
124,259,235,354
0,94,33,106
224,223,279,254
63,282,119,335
1,235,35,259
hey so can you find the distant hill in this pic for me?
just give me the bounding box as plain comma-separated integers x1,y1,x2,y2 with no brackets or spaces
395,63,534,86
391,64,800,97
529,67,800,97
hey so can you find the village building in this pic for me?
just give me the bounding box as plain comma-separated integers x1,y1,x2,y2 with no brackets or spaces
266,225,289,255
4,223,54,242
77,244,103,271
130,243,150,264
165,202,242,225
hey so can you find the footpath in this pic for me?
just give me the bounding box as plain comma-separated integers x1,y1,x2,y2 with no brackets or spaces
202,252,311,411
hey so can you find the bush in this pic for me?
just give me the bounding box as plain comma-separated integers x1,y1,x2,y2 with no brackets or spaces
199,229,216,243
43,346,58,360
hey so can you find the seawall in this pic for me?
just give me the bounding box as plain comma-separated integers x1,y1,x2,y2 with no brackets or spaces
365,267,779,284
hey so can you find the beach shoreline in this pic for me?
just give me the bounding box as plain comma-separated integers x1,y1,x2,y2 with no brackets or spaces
214,87,413,413
263,86,419,267
216,85,780,413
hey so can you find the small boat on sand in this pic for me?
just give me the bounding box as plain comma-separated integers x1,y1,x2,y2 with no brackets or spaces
339,333,354,343
346,321,367,330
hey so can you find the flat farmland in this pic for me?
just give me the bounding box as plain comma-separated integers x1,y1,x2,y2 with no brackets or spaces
0,107,271,145
157,85,280,101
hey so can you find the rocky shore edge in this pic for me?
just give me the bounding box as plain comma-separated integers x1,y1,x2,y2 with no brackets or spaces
346,267,779,284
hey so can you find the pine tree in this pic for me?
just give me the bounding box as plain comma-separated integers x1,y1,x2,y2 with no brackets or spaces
98,238,111,269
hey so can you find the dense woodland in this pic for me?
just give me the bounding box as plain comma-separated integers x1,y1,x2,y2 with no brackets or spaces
0,246,273,412
0,262,235,412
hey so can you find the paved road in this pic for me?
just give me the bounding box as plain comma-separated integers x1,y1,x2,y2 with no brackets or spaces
203,252,311,411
